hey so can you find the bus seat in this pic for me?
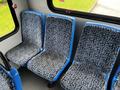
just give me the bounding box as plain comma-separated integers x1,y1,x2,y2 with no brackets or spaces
60,22,120,90
27,14,76,82
0,52,22,90
6,10,45,66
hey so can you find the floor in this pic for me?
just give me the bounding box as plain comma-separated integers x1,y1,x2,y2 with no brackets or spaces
19,68,63,90
116,87,120,90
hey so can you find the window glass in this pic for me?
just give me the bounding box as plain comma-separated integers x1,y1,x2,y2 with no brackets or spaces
53,0,120,18
0,1,15,38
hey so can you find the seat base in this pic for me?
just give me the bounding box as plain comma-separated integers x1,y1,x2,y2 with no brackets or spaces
60,62,105,90
6,43,40,66
27,52,66,81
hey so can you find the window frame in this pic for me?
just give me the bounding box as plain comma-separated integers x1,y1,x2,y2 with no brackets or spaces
47,0,120,25
0,0,19,41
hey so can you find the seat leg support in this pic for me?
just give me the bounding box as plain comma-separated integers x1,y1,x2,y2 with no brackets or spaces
47,81,56,88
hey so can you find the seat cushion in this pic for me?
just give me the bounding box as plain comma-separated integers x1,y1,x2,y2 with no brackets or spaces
27,52,66,81
61,62,105,90
6,43,40,66
0,71,12,90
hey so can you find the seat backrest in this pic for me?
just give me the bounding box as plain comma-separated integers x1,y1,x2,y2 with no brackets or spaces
45,14,76,59
21,10,45,48
74,22,120,73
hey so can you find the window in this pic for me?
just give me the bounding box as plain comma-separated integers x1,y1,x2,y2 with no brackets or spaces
48,0,120,24
53,0,96,12
0,0,18,41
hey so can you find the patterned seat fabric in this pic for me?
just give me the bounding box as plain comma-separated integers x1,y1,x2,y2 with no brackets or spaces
60,22,120,90
27,14,76,81
6,10,44,66
0,67,14,90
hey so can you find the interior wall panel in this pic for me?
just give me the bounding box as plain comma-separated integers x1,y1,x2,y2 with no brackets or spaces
0,0,28,54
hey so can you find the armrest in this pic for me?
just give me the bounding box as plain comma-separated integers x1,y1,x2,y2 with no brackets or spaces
10,68,23,90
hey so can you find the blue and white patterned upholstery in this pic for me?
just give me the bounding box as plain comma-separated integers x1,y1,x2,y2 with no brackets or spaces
27,14,76,81
60,22,120,90
6,10,45,66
